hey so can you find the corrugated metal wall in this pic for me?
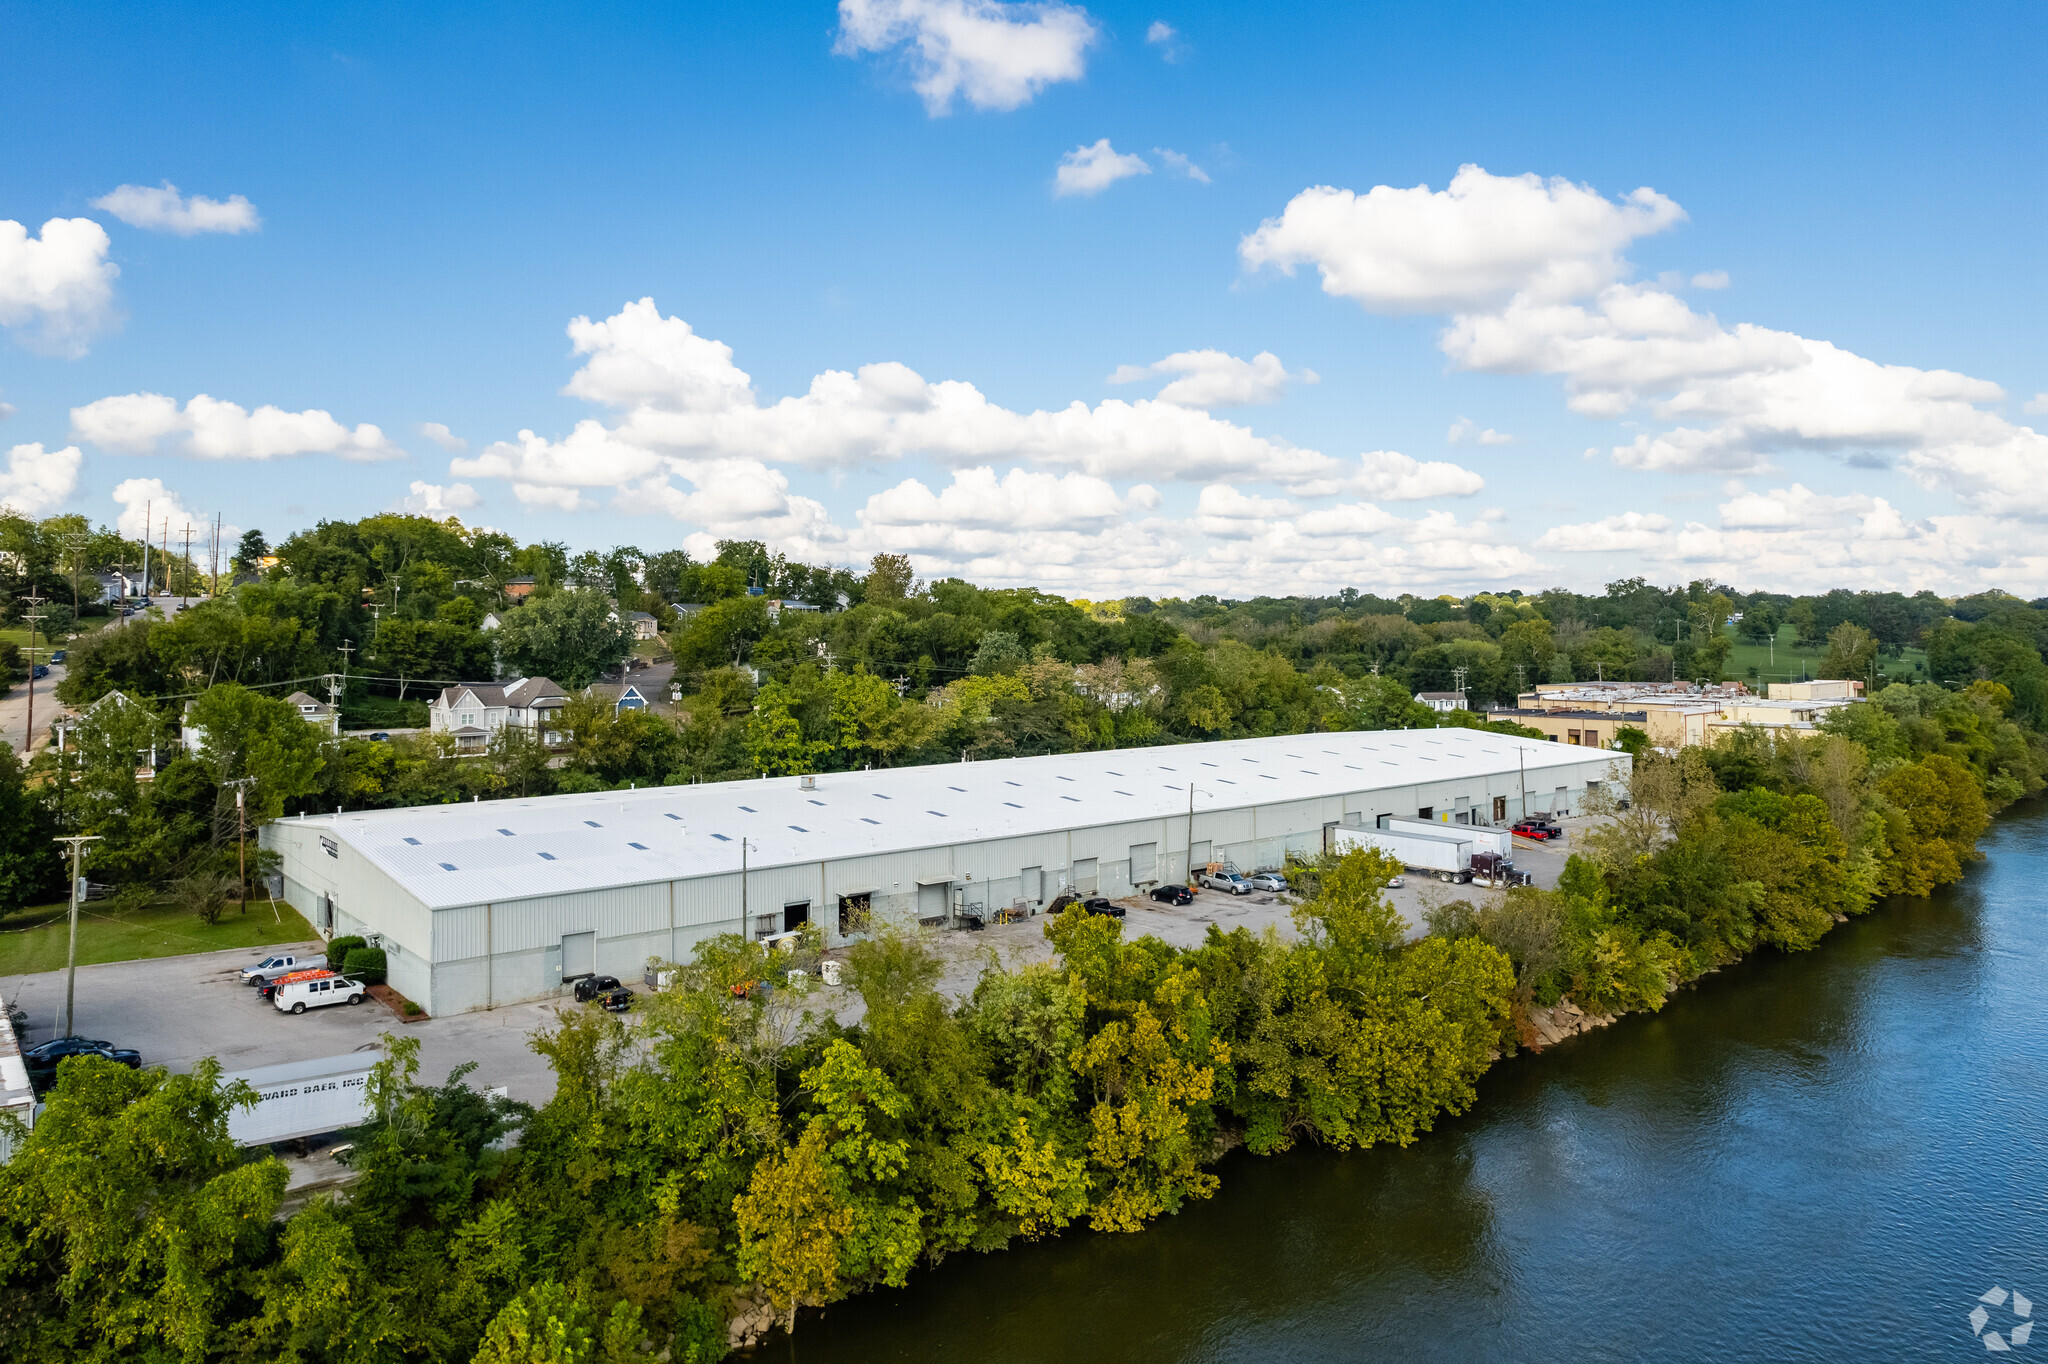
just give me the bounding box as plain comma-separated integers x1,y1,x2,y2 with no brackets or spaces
284,751,1626,1016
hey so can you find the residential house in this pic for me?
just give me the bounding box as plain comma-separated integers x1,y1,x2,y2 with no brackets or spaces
766,599,818,623
93,570,146,604
53,690,159,774
428,677,570,752
1414,691,1468,713
627,610,659,641
584,680,651,716
504,577,537,600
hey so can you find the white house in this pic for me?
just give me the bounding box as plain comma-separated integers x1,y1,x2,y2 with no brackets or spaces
1414,691,1469,713
428,677,570,751
627,611,659,641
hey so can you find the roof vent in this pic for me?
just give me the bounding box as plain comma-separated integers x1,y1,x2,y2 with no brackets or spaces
799,774,817,791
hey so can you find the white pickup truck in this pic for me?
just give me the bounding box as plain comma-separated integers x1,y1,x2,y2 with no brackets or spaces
239,952,305,985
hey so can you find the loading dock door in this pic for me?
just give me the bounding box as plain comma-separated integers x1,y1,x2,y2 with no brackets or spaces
1190,840,1211,874
1493,795,1508,822
1073,858,1099,894
562,931,594,980
1021,866,1043,903
1129,844,1157,882
838,892,872,937
784,901,810,933
918,882,949,922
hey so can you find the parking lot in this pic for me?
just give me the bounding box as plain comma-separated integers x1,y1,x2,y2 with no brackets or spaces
5,944,569,1107
6,822,1602,1112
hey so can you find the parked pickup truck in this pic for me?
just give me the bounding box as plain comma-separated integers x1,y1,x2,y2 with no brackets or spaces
240,952,304,985
1198,870,1253,895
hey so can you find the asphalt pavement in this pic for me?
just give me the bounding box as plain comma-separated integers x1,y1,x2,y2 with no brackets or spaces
5,943,568,1107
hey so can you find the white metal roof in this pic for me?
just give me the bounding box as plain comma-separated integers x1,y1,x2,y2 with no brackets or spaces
286,729,1619,909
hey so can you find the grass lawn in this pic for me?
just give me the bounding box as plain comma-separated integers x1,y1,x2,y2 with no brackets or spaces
1721,623,1928,688
0,897,318,976
633,636,667,660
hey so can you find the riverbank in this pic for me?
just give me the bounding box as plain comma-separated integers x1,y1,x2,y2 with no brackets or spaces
786,797,2048,1362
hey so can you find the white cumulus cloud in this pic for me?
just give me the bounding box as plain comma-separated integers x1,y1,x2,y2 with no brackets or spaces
1533,511,1673,552
391,481,482,515
1447,416,1513,446
1154,148,1209,183
835,0,1097,114
1240,165,1685,314
420,422,468,453
1691,270,1729,289
2024,393,2048,416
1107,348,1310,406
1055,139,1150,197
1250,164,2048,519
109,476,236,545
72,392,403,462
467,299,1344,494
0,443,83,516
0,218,120,357
92,182,261,235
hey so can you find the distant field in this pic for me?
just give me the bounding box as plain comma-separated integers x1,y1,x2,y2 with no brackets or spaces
1721,623,1928,687
0,897,317,976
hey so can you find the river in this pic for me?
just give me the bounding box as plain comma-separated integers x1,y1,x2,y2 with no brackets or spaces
786,798,2048,1362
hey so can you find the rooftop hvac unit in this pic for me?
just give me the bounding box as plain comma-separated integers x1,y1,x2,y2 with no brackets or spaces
799,774,817,791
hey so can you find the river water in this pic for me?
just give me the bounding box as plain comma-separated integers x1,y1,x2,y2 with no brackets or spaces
788,799,2048,1362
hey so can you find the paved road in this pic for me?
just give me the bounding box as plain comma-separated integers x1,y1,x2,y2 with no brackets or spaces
2,596,209,754
4,943,567,1107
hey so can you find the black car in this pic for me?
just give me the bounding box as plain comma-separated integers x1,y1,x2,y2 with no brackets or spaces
25,1036,141,1093
32,664,49,678
598,986,634,1013
1149,884,1195,906
574,974,623,1003
1079,896,1126,919
49,649,66,663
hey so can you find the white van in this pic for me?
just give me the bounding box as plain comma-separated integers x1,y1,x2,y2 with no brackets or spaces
273,972,368,1014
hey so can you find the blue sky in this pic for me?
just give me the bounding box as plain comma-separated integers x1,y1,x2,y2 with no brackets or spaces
3,1,2045,597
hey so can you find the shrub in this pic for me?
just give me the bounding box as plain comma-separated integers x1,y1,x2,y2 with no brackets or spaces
342,946,387,985
401,1000,423,1017
325,934,366,970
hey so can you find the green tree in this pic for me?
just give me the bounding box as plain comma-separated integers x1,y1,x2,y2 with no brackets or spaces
184,682,328,820
492,590,635,689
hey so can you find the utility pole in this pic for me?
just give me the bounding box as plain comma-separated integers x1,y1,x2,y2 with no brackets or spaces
180,523,193,605
740,837,753,932
18,591,44,756
338,640,354,720
140,498,151,598
325,671,343,735
223,776,257,908
53,834,102,1038
1517,747,1528,825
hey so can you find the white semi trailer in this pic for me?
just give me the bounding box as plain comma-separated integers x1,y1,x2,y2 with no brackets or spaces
1380,816,1512,857
222,1053,376,1147
1337,825,1529,887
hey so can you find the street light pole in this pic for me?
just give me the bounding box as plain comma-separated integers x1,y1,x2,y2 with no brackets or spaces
52,834,102,1038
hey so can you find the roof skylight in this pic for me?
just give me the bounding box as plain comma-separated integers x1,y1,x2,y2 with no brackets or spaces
539,852,556,861
403,837,420,846
629,842,647,850
439,862,458,871
711,833,731,842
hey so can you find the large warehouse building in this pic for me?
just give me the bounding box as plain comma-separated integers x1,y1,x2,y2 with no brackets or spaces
264,729,1624,1016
